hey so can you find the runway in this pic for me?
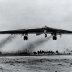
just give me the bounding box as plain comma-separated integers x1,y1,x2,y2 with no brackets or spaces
0,55,72,72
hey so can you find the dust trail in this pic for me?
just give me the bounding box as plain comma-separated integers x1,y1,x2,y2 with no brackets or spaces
22,36,52,52
0,35,16,48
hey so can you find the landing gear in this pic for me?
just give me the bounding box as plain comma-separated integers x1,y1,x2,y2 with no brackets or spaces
51,33,57,40
53,36,57,40
45,34,47,38
24,36,28,40
23,34,28,40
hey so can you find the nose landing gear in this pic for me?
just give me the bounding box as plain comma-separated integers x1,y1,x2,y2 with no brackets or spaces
45,34,47,38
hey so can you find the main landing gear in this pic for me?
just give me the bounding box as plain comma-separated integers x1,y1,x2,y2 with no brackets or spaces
51,33,57,40
53,36,57,40
23,34,28,40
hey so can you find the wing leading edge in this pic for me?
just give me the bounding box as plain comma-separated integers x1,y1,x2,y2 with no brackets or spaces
0,26,72,40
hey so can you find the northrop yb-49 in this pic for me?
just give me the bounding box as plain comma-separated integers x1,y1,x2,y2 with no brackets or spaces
0,26,72,40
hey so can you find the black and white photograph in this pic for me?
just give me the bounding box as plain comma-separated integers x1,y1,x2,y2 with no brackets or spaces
0,0,72,72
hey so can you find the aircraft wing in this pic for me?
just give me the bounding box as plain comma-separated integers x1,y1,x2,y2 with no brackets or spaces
0,27,72,35
45,27,72,40
0,26,72,40
46,27,72,34
0,28,44,34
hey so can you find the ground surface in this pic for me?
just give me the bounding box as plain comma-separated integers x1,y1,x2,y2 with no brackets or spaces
0,55,72,72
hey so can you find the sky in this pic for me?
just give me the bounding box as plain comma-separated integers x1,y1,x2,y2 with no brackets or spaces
0,0,72,53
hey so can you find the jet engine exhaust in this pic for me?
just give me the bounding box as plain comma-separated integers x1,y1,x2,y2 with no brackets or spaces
0,35,16,48
21,35,52,52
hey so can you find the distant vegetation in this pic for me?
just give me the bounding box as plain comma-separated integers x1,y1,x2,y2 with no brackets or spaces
0,49,72,56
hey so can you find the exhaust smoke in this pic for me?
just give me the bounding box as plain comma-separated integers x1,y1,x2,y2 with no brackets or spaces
1,35,52,54
21,36,52,52
0,35,16,48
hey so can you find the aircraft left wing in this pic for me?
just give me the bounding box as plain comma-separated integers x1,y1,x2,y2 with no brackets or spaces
0,28,44,40
0,28,44,34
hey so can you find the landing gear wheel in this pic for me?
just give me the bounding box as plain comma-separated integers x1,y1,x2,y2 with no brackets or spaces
53,36,57,40
24,36,28,40
45,34,47,38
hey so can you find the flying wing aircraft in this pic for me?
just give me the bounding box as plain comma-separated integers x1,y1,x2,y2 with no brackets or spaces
0,26,72,40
